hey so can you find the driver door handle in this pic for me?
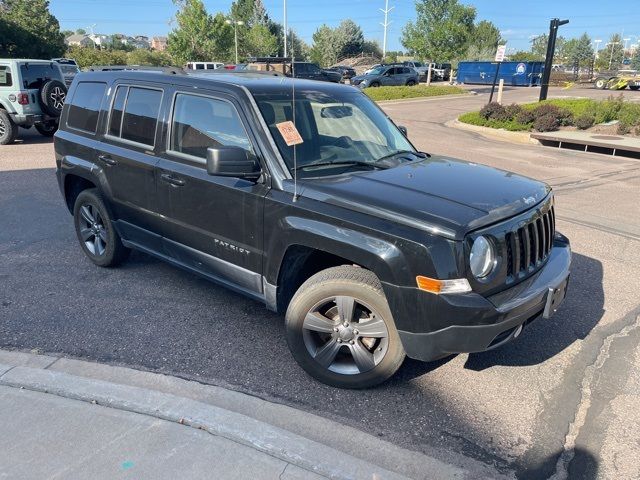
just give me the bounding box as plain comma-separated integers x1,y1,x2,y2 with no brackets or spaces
98,155,117,166
160,173,186,187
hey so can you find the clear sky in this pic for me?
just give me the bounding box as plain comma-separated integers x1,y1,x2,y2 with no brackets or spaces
49,0,640,53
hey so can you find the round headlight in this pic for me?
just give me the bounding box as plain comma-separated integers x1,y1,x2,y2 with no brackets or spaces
470,236,496,279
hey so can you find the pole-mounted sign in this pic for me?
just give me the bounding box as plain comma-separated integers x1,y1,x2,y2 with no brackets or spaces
489,44,507,103
494,45,507,62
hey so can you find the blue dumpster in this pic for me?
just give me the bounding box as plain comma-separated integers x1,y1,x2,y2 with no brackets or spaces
456,61,544,86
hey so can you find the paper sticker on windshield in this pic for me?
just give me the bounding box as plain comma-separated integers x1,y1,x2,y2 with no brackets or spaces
276,121,304,146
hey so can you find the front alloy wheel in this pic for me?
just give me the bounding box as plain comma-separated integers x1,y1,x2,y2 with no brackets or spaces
302,296,389,375
286,266,405,388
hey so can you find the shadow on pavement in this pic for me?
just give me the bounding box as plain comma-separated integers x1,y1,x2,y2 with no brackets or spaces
13,127,54,145
518,447,598,480
465,252,604,370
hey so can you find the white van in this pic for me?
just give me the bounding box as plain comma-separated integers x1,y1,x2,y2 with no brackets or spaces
185,62,224,71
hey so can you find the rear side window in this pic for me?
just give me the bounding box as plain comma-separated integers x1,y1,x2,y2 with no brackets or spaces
0,66,13,87
67,82,107,134
108,86,162,146
169,93,253,159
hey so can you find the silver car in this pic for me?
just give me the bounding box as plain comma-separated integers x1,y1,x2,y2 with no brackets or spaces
351,65,420,89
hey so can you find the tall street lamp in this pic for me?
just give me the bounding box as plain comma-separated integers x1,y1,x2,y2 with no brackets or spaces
226,19,244,64
607,41,620,70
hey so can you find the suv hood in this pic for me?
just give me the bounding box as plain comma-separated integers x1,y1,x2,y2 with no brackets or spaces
298,156,550,240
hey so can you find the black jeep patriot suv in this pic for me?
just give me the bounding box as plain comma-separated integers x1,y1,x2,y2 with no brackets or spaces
55,70,571,388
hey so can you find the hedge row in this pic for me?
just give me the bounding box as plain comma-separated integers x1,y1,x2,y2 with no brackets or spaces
459,96,640,135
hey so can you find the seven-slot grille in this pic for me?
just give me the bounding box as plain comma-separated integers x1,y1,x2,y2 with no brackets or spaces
505,204,555,279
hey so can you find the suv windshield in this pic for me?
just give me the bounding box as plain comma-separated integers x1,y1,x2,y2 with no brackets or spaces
254,87,415,177
20,63,61,89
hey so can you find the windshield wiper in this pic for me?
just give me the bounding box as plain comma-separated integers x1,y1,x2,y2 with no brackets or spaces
294,160,387,171
374,150,428,163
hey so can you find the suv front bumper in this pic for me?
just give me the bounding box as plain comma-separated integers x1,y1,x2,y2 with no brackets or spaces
387,234,571,362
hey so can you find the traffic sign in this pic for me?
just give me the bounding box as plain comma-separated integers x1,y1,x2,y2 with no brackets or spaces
495,45,507,62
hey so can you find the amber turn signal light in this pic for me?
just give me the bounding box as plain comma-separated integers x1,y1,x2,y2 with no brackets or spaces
416,276,472,294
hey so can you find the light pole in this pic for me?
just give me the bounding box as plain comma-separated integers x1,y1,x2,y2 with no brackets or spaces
607,41,620,70
380,0,393,59
594,39,602,58
624,37,631,51
86,23,97,50
226,19,244,64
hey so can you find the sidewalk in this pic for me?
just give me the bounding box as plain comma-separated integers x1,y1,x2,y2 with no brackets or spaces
0,350,508,480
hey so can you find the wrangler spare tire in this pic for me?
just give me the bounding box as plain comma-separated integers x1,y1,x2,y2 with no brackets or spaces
40,80,67,117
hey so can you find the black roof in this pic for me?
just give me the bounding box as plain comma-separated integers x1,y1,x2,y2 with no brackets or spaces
73,70,357,97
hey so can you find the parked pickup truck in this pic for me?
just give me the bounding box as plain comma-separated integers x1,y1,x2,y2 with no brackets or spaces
54,70,571,388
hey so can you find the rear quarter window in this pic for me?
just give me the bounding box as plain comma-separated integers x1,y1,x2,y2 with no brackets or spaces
67,81,107,134
0,66,12,87
107,86,162,147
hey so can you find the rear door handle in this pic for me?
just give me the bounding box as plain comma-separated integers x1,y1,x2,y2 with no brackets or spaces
160,173,186,187
98,155,117,166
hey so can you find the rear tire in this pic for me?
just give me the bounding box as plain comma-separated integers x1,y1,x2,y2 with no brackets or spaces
73,188,130,267
630,86,639,91
406,80,416,86
285,266,405,389
0,110,17,145
35,122,58,137
370,82,380,88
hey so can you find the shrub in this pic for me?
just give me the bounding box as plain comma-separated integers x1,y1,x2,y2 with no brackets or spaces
617,122,631,135
617,103,640,127
515,109,535,125
533,103,573,126
479,102,507,120
595,95,624,124
504,103,523,120
574,114,595,130
534,114,560,132
635,125,640,137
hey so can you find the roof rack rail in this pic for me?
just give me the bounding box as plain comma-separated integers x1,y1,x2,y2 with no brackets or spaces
188,69,285,77
85,65,184,75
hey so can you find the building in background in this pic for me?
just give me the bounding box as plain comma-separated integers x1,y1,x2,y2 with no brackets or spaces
65,34,95,48
151,36,168,52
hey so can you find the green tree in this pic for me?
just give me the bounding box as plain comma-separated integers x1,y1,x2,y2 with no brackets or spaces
595,33,624,71
362,40,383,58
334,19,364,59
401,0,476,61
530,34,548,60
127,49,174,66
509,50,542,62
631,47,640,70
0,0,65,57
310,24,339,67
470,20,502,52
245,24,278,57
61,29,74,38
66,46,128,68
75,28,86,35
168,0,234,64
562,33,594,69
464,44,496,61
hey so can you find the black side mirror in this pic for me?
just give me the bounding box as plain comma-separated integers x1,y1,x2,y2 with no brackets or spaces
398,125,408,137
206,147,261,180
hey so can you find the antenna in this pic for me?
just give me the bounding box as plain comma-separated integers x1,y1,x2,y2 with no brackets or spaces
290,28,299,202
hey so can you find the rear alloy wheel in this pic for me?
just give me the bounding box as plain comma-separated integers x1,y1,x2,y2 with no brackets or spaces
0,110,17,145
286,266,405,388
35,122,58,137
73,189,130,267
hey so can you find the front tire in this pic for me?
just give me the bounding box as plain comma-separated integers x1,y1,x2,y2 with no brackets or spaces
406,80,416,86
285,266,405,389
0,110,17,145
73,188,130,267
594,77,608,90
370,81,380,88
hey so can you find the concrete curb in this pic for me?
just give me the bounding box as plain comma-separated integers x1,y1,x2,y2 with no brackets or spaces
446,119,539,145
376,92,474,106
0,350,508,480
0,363,408,480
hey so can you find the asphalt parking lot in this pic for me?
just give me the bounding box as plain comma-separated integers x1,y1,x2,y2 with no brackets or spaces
1,86,639,479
